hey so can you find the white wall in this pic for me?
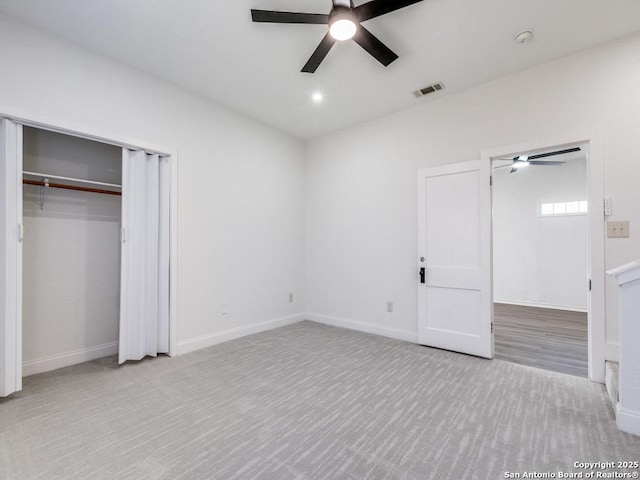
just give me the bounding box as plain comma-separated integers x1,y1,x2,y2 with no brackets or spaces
4,12,639,371
306,32,640,355
0,14,306,363
492,156,588,311
22,128,121,371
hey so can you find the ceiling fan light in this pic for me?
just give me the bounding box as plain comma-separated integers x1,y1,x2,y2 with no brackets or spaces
512,156,529,168
329,17,357,41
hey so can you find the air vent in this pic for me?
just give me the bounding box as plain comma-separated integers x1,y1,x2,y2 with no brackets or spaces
414,82,445,97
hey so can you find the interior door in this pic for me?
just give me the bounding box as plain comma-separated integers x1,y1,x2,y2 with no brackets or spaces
417,160,492,358
0,118,23,396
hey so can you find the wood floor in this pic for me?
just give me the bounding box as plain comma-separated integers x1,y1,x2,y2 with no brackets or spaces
494,303,588,377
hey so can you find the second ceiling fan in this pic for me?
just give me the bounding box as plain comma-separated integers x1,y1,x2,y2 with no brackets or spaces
494,147,581,173
251,0,424,73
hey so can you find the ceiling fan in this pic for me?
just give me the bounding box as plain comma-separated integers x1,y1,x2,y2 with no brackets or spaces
251,0,424,73
493,147,581,173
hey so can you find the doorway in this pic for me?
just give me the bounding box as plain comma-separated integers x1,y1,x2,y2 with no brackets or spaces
482,132,606,383
491,144,588,377
416,133,605,382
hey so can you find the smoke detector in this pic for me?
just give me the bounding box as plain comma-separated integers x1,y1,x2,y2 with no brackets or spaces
515,30,533,43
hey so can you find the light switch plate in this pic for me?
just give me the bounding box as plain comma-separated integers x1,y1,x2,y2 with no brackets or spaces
607,221,630,238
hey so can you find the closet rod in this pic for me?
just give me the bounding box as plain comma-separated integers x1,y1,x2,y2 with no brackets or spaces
23,171,121,188
23,179,122,196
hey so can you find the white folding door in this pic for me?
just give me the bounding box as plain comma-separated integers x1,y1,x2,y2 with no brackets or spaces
119,149,170,363
0,119,22,396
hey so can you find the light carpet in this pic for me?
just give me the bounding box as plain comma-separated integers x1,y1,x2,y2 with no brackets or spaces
1,321,638,479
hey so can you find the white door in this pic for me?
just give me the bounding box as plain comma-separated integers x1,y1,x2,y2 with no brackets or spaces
417,160,492,358
0,118,23,396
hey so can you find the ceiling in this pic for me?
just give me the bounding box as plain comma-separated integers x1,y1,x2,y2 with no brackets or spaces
1,1,640,140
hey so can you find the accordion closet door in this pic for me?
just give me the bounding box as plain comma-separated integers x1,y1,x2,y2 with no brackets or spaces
0,118,22,397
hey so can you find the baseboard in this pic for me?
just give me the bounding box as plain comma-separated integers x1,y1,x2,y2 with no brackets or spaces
306,313,418,343
617,405,640,437
493,299,587,313
23,341,118,377
605,342,620,362
177,313,305,355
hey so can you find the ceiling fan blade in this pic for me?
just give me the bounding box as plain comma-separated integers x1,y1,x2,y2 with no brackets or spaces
528,161,566,166
528,147,580,160
354,0,423,22
302,33,337,73
492,164,513,170
251,9,329,24
352,25,398,66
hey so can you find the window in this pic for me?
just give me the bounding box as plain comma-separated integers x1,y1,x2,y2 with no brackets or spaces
540,201,587,217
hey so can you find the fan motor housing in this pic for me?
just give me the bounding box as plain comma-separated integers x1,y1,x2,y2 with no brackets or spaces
329,6,356,24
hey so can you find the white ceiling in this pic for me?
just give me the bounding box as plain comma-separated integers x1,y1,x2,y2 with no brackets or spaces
2,0,640,139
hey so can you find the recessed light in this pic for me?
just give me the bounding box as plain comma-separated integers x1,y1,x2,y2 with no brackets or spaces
312,92,323,103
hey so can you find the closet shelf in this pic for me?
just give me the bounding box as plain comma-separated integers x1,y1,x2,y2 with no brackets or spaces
22,171,122,197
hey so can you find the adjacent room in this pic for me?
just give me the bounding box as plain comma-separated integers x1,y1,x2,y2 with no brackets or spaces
1,1,640,479
492,146,589,377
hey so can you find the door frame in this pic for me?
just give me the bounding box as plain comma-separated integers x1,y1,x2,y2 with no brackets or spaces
0,105,179,388
481,129,606,383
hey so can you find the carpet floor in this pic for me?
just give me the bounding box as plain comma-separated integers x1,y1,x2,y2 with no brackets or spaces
1,321,638,480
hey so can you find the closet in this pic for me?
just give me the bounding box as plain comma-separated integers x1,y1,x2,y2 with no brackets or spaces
0,118,172,397
22,127,122,376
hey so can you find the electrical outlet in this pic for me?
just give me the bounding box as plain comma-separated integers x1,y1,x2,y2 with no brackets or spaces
220,303,229,315
607,221,630,238
386,301,393,313
288,293,294,303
